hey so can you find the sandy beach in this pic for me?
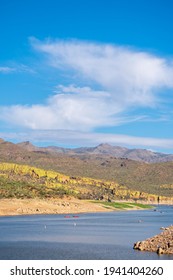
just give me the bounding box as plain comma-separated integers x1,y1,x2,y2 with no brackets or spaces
0,198,113,216
0,198,156,217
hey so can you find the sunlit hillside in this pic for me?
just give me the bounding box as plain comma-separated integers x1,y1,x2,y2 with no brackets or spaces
0,162,172,203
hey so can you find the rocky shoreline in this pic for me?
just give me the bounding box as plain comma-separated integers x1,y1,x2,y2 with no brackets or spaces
134,225,173,255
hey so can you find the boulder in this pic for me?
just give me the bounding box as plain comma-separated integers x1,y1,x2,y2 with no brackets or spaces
157,247,164,254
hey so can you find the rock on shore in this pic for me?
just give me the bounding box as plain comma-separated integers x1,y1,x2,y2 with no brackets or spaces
134,226,173,254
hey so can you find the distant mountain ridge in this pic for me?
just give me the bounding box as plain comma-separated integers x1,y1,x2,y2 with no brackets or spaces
57,143,173,163
1,138,173,163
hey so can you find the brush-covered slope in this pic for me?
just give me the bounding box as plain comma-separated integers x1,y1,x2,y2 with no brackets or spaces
0,162,172,203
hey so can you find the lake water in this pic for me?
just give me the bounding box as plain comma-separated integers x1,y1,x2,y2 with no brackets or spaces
0,205,173,260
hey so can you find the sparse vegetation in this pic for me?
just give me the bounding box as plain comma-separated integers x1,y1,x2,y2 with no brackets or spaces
0,162,172,203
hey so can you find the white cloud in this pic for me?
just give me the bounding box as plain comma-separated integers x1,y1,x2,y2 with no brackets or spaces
0,85,131,130
1,38,173,133
32,38,173,108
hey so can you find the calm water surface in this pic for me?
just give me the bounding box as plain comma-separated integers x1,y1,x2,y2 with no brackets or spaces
0,205,173,260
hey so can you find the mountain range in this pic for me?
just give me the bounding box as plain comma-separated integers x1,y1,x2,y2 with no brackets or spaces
14,140,173,163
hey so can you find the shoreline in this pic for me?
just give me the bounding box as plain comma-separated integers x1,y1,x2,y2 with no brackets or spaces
0,198,157,217
0,198,114,217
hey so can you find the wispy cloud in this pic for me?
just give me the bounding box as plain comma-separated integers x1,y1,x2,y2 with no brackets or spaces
0,64,35,74
31,37,173,108
0,66,16,73
14,63,36,74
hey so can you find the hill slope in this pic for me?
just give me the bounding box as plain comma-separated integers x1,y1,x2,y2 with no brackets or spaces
0,162,172,203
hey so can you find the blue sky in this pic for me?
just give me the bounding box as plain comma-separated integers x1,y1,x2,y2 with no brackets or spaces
0,0,173,152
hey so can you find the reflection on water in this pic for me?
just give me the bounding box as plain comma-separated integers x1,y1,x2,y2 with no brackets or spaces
0,205,173,259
